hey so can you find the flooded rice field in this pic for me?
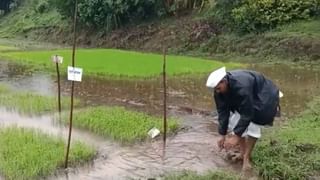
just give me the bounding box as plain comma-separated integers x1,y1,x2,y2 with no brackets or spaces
0,60,319,179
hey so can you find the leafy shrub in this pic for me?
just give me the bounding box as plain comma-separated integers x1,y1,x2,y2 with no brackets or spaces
79,0,157,30
232,0,320,33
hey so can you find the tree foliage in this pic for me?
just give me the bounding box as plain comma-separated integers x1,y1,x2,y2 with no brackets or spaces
52,0,160,30
52,0,207,30
78,0,158,30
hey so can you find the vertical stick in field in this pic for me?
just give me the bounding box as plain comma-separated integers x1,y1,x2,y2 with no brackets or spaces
65,0,78,169
162,47,167,159
56,61,61,114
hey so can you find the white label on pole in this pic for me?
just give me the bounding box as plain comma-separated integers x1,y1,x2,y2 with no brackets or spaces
67,66,83,82
51,55,63,64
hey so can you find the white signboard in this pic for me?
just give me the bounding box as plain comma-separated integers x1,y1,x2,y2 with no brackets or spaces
51,55,63,64
67,66,83,82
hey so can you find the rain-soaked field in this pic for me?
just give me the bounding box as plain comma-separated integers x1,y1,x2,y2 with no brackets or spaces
0,48,319,179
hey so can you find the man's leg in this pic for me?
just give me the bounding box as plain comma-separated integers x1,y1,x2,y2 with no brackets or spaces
239,137,245,158
243,136,258,170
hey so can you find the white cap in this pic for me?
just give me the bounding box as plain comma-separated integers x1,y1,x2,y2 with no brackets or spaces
206,67,227,88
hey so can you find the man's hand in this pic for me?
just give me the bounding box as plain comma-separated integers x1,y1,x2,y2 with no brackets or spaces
217,136,226,150
224,135,241,150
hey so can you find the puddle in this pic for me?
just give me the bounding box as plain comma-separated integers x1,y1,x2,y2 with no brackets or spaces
0,60,319,179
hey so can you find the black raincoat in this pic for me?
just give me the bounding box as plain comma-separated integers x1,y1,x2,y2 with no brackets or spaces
214,70,279,136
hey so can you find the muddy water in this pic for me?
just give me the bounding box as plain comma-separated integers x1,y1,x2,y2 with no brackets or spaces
0,107,232,179
0,108,109,148
53,114,233,180
62,64,320,118
0,60,319,179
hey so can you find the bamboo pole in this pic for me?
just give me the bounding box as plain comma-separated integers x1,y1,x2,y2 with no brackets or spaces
56,60,61,114
162,47,167,158
64,0,78,168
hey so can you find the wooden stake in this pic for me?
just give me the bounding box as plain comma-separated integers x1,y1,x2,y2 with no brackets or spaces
65,0,78,168
56,61,61,114
162,47,167,158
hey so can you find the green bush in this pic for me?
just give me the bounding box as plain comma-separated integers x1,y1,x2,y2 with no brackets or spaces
231,0,320,33
79,0,158,30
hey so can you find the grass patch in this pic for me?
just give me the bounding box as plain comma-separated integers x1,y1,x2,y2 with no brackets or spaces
0,49,241,77
253,97,320,179
164,170,239,180
176,18,320,64
0,84,79,114
0,127,95,180
63,106,179,143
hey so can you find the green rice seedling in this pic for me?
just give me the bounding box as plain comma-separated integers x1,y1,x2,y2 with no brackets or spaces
0,127,95,180
0,49,241,77
63,106,179,143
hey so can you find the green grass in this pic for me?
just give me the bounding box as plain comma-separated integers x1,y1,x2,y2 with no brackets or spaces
0,49,241,77
176,18,320,64
0,0,64,38
0,127,95,180
0,84,79,114
63,106,179,143
253,97,320,179
164,170,239,180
